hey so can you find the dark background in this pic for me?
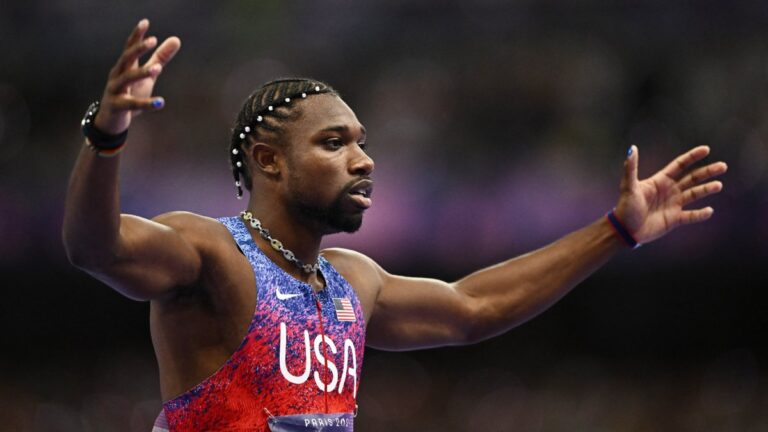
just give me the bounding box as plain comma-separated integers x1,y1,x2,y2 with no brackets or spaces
1,1,766,431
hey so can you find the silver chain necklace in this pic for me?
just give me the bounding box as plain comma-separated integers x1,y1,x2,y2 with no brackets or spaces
240,211,320,274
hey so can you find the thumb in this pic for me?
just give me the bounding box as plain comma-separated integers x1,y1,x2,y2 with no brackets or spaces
620,145,639,192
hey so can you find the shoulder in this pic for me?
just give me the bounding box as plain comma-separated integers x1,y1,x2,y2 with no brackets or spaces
152,211,229,234
322,248,385,290
322,247,380,274
150,211,235,252
322,247,385,322
152,210,223,228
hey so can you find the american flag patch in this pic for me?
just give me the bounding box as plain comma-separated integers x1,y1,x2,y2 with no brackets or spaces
333,298,356,322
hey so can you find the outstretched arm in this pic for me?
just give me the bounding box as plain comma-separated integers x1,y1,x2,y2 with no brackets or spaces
62,20,195,301
361,145,727,350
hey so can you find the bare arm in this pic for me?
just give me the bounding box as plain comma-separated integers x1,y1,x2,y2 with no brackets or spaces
360,145,727,350
62,19,193,301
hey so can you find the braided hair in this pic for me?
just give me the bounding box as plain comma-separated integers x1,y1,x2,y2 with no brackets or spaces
229,78,338,199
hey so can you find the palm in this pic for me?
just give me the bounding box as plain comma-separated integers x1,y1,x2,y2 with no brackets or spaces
614,145,727,245
628,175,683,242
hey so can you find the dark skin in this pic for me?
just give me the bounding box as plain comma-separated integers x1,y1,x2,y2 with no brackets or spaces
63,20,728,400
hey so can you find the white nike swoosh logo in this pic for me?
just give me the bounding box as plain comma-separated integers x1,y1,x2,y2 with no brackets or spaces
275,287,302,300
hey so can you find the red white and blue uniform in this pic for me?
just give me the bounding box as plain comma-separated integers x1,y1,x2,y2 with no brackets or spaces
153,216,366,431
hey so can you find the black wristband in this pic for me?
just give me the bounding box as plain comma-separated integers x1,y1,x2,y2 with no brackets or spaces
81,101,128,150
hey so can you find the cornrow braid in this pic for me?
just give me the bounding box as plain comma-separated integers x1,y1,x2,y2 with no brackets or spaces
229,78,338,199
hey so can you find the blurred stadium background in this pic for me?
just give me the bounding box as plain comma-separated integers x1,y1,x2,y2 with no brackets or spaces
1,1,766,430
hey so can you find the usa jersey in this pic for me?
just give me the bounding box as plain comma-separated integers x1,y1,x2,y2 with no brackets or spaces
156,216,366,431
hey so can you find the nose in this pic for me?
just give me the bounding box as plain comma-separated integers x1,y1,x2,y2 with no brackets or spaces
350,146,375,176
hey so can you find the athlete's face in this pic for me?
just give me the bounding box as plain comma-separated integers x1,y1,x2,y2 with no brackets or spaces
281,94,374,234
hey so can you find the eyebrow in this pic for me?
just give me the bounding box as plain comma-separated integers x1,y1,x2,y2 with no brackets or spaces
320,125,367,138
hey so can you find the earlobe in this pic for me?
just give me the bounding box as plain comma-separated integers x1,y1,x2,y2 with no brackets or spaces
251,142,281,176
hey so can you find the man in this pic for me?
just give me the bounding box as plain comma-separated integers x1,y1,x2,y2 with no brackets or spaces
63,19,727,432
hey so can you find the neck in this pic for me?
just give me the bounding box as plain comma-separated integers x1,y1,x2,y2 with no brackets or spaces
246,196,324,282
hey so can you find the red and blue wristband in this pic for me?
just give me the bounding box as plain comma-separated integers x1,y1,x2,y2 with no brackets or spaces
606,209,640,249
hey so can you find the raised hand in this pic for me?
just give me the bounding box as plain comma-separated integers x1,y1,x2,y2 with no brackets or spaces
95,19,181,135
613,145,728,244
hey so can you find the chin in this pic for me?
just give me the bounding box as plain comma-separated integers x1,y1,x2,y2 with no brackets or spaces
290,191,366,234
327,214,364,234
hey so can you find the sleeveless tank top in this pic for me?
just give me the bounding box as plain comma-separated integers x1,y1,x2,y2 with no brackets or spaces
156,216,366,431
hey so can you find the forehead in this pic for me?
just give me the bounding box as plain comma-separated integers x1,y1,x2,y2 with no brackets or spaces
290,94,363,136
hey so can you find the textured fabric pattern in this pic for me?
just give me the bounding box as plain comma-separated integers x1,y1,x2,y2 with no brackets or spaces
161,216,366,431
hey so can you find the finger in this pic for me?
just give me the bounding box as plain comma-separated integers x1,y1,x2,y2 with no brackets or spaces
109,95,165,112
145,37,182,68
678,161,728,190
123,18,149,51
112,36,158,76
620,145,639,192
678,207,714,225
107,63,163,93
661,145,710,180
681,181,723,206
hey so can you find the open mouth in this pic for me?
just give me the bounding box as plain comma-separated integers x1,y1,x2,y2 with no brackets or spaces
348,179,373,209
349,189,371,198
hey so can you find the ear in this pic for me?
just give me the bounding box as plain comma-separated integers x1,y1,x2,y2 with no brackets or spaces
249,142,283,177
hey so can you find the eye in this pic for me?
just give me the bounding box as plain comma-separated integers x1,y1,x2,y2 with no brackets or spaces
358,141,368,152
325,138,343,149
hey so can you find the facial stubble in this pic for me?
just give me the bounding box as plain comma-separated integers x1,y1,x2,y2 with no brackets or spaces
287,175,364,234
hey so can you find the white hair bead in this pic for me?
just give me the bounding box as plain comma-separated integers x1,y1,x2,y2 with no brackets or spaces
268,106,274,111
244,126,251,133
236,161,242,167
239,133,245,139
315,86,320,92
285,97,290,103
232,149,239,155
257,115,263,122
301,93,307,98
